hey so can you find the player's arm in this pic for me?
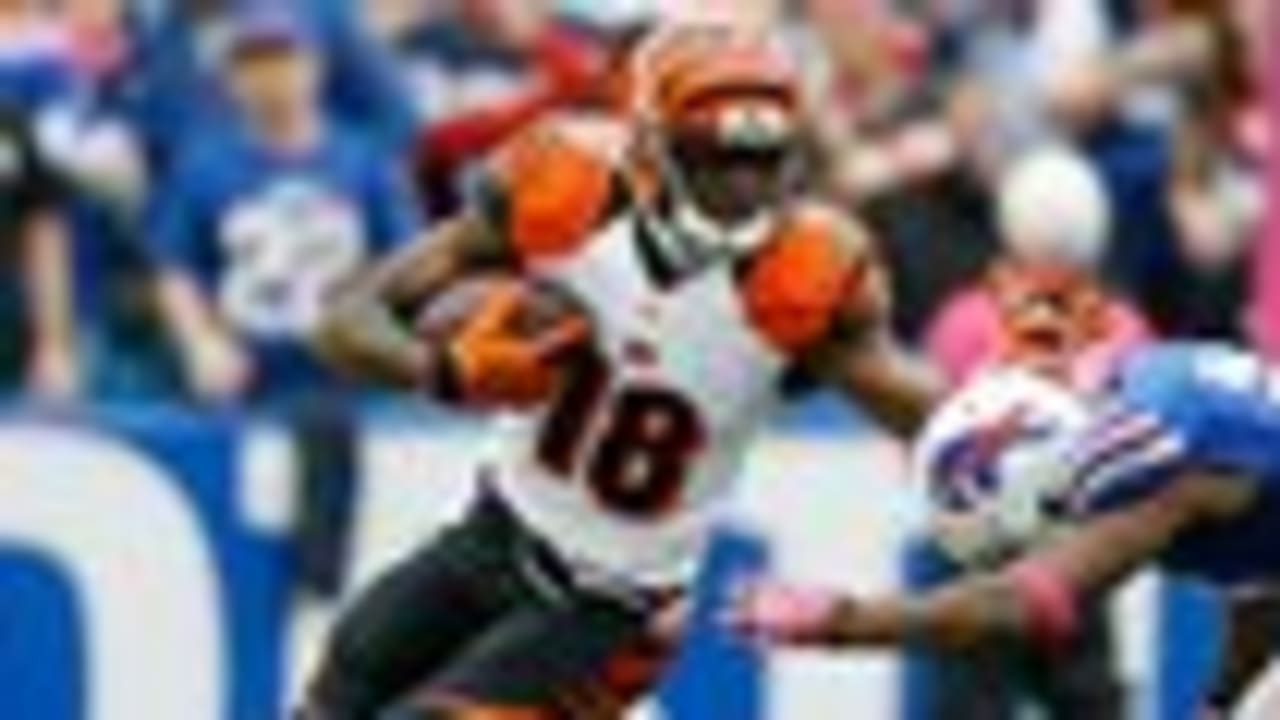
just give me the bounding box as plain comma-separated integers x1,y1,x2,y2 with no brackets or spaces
803,229,944,439
318,120,607,398
313,212,511,390
1203,586,1280,715
810,321,944,439
146,149,253,403
22,209,80,401
11,106,80,402
733,469,1256,652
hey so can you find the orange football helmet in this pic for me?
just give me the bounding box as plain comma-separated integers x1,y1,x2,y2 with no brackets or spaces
623,25,808,259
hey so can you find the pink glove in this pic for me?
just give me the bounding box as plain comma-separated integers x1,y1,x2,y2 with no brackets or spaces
726,579,847,646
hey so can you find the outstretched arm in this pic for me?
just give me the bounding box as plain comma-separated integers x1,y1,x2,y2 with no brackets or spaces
808,322,944,439
802,231,944,439
835,480,1197,650
733,471,1255,653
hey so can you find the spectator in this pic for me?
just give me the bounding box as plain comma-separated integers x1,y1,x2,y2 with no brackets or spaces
855,78,1005,342
1164,102,1263,340
1057,0,1265,341
146,8,421,597
1045,55,1180,333
60,0,131,86
50,0,159,400
392,0,608,213
946,0,1116,152
132,0,416,167
0,0,84,402
926,145,1150,392
148,10,419,404
790,0,932,138
1157,1,1263,341
47,0,145,208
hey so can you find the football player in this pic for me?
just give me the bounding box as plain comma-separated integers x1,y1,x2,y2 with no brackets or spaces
732,342,1280,718
302,24,941,720
914,147,1136,720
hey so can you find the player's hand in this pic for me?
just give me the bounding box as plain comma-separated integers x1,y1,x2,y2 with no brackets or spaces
26,343,80,404
724,578,852,647
188,334,253,404
446,284,588,409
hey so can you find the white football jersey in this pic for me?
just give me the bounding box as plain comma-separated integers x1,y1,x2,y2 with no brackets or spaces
479,118,872,589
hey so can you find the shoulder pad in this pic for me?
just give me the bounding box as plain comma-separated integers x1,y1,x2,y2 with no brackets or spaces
482,115,630,264
741,203,882,354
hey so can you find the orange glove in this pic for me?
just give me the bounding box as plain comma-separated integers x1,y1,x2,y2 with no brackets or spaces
445,284,589,408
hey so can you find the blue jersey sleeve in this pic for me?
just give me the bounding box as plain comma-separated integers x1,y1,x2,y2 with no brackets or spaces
1068,344,1280,514
1066,400,1190,515
145,146,210,277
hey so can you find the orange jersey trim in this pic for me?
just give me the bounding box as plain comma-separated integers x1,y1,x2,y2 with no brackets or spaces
741,206,872,356
487,119,624,265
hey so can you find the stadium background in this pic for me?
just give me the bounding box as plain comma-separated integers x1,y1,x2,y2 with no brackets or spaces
0,0,1273,718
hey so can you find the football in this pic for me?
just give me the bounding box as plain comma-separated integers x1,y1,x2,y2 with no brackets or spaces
414,274,592,408
416,274,588,340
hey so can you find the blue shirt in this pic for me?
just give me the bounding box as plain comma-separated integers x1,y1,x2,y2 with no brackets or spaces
0,29,111,324
1069,343,1280,584
147,121,420,397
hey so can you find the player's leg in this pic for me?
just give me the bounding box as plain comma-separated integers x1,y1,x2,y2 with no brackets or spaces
383,591,675,720
929,643,1020,720
291,390,360,599
909,538,1017,720
1037,600,1125,720
301,495,512,719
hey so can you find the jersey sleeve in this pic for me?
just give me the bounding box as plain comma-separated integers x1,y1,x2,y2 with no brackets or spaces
1064,401,1190,515
741,205,885,357
471,119,622,266
144,145,207,276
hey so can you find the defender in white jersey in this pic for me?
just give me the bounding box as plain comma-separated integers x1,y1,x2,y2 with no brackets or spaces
303,24,940,720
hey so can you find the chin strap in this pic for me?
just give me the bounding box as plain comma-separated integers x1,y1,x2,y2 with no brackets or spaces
651,202,774,274
643,133,777,270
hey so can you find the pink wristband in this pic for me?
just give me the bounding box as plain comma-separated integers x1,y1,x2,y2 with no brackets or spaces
1004,559,1081,654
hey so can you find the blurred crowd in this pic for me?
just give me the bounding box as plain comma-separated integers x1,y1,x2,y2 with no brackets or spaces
0,0,1269,408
